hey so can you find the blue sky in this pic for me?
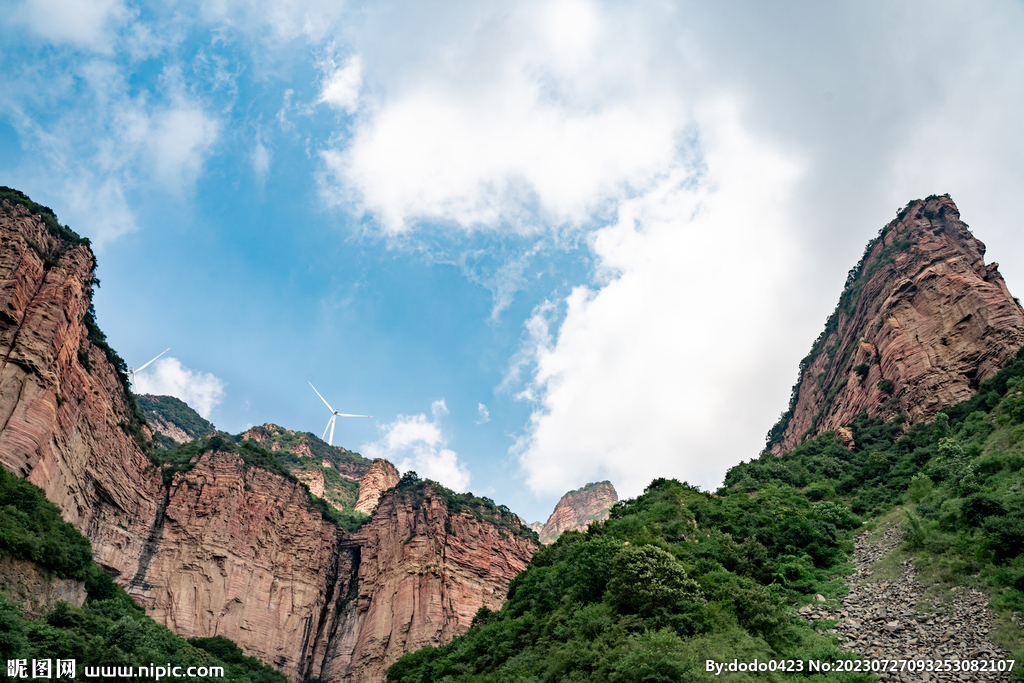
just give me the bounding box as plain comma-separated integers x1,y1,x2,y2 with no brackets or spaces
3,0,1024,523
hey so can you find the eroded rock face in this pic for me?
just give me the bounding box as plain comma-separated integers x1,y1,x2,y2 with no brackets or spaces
0,556,87,618
768,196,1024,454
353,459,399,515
129,454,536,682
539,481,618,545
0,201,163,581
0,198,538,682
311,486,537,683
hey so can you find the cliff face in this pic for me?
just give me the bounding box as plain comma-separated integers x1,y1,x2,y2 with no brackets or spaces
0,198,164,582
538,481,618,545
241,423,372,512
768,196,1024,454
129,454,536,682
353,459,399,514
0,193,538,682
0,556,87,618
136,394,216,445
312,486,537,683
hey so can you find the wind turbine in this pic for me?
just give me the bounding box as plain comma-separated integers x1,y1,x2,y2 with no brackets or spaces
129,348,169,393
308,381,371,446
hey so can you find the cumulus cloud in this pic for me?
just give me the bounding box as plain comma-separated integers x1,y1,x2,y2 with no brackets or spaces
318,55,362,113
362,403,471,491
321,0,687,233
135,357,227,418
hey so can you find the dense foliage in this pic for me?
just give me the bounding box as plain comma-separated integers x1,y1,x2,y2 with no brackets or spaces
389,346,1024,683
728,346,1024,625
0,470,286,683
388,476,865,682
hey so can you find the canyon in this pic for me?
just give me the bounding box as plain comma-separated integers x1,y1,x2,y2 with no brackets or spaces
0,192,537,681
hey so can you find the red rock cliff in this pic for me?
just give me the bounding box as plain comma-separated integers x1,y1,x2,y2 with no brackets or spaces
0,198,164,582
768,195,1024,454
129,454,536,682
538,480,618,545
0,194,537,682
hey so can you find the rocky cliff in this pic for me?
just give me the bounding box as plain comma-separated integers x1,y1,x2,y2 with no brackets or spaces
0,192,164,583
0,189,538,682
136,394,216,445
767,195,1024,454
0,556,87,618
128,451,536,681
354,459,399,514
538,480,618,545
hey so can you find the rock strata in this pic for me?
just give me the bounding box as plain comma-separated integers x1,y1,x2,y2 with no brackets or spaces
353,459,399,514
770,196,1024,454
539,481,618,545
805,522,1014,681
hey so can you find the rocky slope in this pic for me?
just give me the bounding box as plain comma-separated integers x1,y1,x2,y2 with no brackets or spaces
537,480,617,545
768,195,1024,454
808,521,1015,681
241,423,373,513
0,191,538,682
136,393,216,445
0,556,87,618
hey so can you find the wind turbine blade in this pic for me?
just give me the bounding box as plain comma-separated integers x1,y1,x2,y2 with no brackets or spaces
329,416,336,446
308,381,335,413
335,413,372,418
136,348,170,374
322,415,333,442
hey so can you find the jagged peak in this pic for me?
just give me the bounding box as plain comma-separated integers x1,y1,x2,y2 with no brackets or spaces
766,195,1024,454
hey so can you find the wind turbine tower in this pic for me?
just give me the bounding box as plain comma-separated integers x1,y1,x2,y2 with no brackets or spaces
129,348,170,393
308,381,371,446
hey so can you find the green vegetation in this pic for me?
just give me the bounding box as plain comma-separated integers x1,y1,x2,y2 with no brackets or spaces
389,347,1024,683
0,466,286,682
395,471,539,543
136,395,216,447
388,476,864,682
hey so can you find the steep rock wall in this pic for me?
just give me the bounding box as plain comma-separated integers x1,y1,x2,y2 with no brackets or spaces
538,481,618,545
0,200,163,581
768,196,1024,454
353,459,399,515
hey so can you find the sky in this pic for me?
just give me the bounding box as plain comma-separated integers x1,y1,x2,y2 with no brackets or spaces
3,0,1024,524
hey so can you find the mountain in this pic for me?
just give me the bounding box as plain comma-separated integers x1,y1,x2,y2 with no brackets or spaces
136,393,216,446
536,480,618,545
0,188,538,682
240,422,375,513
387,197,1024,682
767,195,1024,454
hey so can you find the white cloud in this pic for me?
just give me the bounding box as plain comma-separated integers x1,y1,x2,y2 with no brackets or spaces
509,102,806,498
362,405,471,491
318,55,362,113
17,0,131,52
135,357,227,419
252,137,271,178
476,403,490,424
320,1,687,233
